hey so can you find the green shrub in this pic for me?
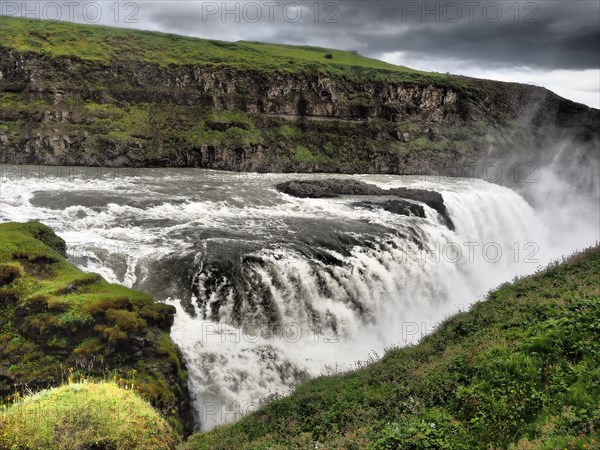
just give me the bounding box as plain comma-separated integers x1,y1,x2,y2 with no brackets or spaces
278,124,301,139
73,337,104,359
105,308,146,332
57,309,93,327
295,145,317,164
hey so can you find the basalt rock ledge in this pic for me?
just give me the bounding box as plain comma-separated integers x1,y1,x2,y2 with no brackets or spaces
0,17,598,181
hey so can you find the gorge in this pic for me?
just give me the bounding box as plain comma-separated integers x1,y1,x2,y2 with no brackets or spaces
0,15,599,450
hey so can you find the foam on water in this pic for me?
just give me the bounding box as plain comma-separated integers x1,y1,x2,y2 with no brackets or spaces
1,168,597,431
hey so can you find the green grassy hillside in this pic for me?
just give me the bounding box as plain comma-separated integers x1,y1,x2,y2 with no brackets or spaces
185,246,600,449
0,16,442,83
0,221,191,435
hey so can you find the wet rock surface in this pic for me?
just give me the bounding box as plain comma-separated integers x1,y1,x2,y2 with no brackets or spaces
353,200,426,219
276,179,455,230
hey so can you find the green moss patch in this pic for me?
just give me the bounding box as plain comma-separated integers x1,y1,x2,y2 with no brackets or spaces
0,221,191,436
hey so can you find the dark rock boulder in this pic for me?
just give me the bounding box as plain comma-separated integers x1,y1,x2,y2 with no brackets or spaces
353,200,426,219
387,187,454,230
276,179,383,198
276,179,455,230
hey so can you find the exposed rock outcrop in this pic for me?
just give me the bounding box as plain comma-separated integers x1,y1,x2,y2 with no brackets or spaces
276,179,383,198
353,200,426,219
276,179,454,229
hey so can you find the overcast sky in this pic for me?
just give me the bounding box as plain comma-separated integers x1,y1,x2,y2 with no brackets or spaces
4,1,599,107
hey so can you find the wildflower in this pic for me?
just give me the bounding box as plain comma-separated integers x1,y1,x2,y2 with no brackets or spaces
430,423,436,429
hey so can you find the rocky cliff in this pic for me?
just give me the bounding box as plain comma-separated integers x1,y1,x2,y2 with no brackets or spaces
0,17,598,176
0,221,192,436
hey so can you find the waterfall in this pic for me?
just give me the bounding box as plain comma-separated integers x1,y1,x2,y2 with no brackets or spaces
166,181,552,431
1,167,596,431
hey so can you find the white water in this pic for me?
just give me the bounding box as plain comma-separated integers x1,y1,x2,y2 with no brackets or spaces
1,168,597,430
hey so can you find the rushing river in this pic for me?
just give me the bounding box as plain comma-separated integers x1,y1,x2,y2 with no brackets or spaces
1,166,598,430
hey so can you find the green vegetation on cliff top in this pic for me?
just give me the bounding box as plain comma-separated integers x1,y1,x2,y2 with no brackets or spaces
0,16,449,82
0,221,190,435
186,246,600,449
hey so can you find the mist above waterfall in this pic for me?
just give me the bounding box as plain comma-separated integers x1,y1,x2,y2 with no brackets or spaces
477,126,599,260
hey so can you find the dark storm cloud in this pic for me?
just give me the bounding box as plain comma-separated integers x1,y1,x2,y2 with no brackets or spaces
2,1,597,71
138,0,600,70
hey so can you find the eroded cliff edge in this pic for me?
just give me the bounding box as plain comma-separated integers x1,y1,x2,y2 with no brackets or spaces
0,17,598,177
0,221,192,436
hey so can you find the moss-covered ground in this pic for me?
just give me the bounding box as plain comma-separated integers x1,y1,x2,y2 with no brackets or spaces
0,221,190,435
0,380,178,449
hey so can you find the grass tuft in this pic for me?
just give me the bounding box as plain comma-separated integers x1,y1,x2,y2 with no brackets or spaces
0,381,178,449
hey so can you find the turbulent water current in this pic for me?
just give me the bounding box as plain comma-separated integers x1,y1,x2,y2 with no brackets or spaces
1,166,597,430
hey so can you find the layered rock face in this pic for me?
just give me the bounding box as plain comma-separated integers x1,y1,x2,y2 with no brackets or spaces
0,24,598,177
0,47,458,120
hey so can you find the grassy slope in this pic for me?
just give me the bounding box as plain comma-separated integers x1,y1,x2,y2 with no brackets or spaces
0,381,178,449
0,221,190,435
186,247,600,450
0,16,445,83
